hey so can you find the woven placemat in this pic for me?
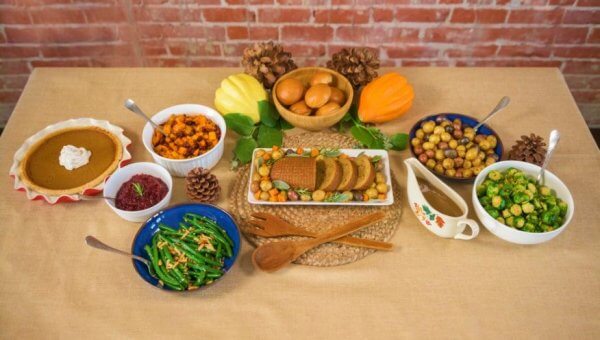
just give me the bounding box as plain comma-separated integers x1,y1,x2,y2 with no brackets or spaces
229,131,403,267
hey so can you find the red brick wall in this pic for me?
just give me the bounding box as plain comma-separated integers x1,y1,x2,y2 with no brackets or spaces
1,0,599,126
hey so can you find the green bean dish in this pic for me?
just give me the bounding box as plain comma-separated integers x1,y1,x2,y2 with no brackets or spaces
476,168,568,233
144,213,234,291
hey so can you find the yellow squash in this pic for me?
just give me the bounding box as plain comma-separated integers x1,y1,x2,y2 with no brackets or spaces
358,73,414,124
214,73,267,123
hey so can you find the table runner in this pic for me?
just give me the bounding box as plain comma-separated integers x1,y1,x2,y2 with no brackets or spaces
0,67,598,339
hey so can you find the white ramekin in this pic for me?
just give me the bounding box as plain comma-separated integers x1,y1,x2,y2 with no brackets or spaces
142,104,226,177
472,161,574,245
104,162,173,222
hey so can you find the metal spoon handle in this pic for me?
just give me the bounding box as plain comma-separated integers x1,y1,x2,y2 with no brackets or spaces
124,99,167,136
79,195,116,201
85,235,149,265
474,96,510,131
537,130,560,185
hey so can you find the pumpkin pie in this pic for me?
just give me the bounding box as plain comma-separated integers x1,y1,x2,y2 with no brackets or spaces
19,126,122,196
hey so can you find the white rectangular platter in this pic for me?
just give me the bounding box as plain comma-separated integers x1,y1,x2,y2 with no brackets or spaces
247,148,394,206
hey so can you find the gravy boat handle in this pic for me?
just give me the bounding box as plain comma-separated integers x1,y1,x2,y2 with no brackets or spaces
454,219,480,240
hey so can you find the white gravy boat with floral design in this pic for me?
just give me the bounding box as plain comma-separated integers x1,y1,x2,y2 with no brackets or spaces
404,158,479,240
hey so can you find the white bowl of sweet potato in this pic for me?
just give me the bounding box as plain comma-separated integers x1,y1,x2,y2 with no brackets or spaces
141,104,226,177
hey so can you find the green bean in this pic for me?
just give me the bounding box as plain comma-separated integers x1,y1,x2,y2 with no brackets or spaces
183,220,232,257
149,236,182,288
157,236,188,286
144,245,181,290
163,235,222,267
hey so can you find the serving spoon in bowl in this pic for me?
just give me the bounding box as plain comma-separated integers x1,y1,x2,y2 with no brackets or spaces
536,129,560,186
85,235,156,278
124,99,168,137
473,96,511,133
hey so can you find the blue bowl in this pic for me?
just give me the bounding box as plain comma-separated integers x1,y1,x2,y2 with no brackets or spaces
409,113,504,183
131,203,241,292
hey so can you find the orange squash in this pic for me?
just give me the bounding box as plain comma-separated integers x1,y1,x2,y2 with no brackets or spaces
358,73,414,124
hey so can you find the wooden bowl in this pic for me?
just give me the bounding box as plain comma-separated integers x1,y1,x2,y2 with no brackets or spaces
273,67,354,131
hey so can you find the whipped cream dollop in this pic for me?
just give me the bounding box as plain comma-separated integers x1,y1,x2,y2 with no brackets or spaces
59,145,92,170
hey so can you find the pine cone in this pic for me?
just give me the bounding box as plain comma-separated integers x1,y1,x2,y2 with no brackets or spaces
327,47,380,88
508,133,547,166
242,41,297,89
186,167,220,203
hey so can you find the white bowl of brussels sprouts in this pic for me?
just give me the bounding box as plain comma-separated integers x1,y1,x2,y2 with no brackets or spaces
472,161,574,244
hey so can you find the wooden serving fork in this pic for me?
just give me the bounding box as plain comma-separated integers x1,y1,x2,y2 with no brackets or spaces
252,212,387,272
247,212,393,251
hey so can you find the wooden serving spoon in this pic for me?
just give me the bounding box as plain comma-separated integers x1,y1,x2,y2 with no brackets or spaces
248,212,393,251
252,211,386,272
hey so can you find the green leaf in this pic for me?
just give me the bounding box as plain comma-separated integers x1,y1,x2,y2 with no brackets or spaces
257,125,283,148
224,113,255,137
132,182,144,197
370,155,382,163
233,137,257,164
350,125,375,149
258,100,280,128
320,148,341,157
390,133,409,151
272,180,290,191
279,118,294,130
367,126,392,150
324,192,353,203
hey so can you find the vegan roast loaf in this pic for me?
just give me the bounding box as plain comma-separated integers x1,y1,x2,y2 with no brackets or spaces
270,157,318,190
270,154,375,192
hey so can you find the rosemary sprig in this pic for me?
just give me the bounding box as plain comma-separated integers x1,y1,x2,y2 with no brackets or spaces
132,182,144,197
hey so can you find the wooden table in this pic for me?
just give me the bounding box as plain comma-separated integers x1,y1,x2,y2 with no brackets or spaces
1,68,599,339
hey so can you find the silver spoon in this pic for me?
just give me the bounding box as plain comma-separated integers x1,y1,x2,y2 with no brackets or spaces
79,195,116,201
536,130,560,185
474,96,510,133
85,235,156,277
124,99,168,137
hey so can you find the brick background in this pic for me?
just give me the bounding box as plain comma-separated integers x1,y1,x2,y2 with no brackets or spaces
0,0,599,127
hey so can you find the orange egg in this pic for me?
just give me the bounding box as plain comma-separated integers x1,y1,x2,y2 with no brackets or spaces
289,101,312,116
304,84,331,109
315,102,341,116
310,71,333,87
276,78,305,106
329,87,346,105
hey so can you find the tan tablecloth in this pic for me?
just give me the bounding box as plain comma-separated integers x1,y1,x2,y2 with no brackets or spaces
0,68,599,339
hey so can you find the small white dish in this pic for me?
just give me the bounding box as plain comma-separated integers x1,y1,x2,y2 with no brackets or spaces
141,104,226,177
103,162,173,222
472,161,574,245
247,148,394,206
404,157,479,240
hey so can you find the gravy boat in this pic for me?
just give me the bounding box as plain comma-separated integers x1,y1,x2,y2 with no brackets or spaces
404,158,479,240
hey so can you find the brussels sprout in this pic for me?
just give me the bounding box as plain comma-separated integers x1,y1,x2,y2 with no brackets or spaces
523,222,536,232
540,186,551,196
514,216,525,229
510,204,522,216
486,184,500,197
492,195,505,209
558,200,568,216
527,183,537,193
502,209,512,219
476,184,487,197
485,207,500,219
488,170,503,181
512,192,529,204
506,216,515,227
496,216,505,224
480,196,492,207
541,211,557,225
522,202,535,214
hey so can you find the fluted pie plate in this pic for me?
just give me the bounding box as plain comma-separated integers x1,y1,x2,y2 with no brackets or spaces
10,118,132,203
